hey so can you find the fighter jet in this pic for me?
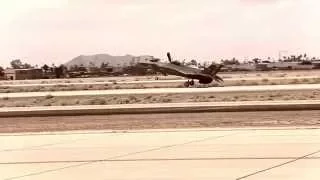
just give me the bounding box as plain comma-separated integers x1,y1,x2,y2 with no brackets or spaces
138,52,223,87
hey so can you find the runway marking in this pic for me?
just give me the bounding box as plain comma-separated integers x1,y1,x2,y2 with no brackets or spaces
4,132,239,180
236,149,320,179
1,157,320,165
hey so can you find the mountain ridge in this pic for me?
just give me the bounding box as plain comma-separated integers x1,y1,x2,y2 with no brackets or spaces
65,54,140,68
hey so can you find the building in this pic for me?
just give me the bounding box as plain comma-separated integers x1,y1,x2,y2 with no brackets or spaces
4,69,43,80
312,60,320,69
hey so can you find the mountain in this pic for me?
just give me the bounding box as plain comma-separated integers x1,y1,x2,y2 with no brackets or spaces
65,54,136,68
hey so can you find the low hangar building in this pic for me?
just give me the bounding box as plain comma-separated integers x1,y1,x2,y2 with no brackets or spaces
4,68,43,80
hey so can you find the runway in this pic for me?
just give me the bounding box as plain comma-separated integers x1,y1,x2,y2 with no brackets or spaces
1,83,320,98
0,79,186,87
1,76,317,87
1,128,320,179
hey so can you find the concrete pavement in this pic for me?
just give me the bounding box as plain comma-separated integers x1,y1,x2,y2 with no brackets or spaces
1,128,320,179
1,83,320,98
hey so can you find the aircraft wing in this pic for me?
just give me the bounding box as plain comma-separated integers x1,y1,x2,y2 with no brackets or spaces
138,61,218,84
156,62,202,76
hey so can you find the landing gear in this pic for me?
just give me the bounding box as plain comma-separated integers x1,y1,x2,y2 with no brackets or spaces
184,79,195,87
184,81,190,87
189,79,194,86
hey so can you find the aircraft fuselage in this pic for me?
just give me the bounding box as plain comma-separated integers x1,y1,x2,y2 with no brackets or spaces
138,61,213,84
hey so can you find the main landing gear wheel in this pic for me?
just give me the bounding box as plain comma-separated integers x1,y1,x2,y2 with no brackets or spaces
184,80,195,87
189,79,194,86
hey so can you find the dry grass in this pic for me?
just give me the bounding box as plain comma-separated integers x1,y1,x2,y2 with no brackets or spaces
289,79,300,84
1,90,319,108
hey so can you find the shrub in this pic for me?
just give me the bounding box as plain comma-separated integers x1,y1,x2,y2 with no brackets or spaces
301,78,309,83
15,103,26,107
129,96,137,101
43,102,52,106
250,82,259,86
45,94,54,99
290,79,299,84
161,98,172,103
89,98,106,105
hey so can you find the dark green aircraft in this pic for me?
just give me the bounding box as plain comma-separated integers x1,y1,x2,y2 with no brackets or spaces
138,52,223,87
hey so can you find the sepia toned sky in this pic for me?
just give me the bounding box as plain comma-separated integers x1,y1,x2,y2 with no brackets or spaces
0,0,319,67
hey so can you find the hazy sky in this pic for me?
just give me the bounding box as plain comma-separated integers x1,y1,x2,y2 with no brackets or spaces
0,0,319,67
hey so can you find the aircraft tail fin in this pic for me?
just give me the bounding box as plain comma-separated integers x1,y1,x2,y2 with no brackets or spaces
167,52,172,62
207,64,223,76
206,64,224,83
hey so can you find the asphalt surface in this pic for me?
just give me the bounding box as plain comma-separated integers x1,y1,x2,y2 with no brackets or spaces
1,100,320,118
1,84,320,98
1,128,320,179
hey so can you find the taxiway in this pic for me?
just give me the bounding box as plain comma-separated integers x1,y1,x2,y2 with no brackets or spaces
1,128,320,179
